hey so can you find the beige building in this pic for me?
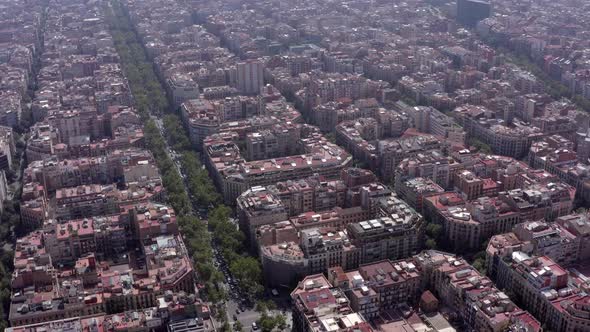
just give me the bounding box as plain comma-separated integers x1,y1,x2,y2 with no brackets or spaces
453,105,543,158
166,73,199,108
486,250,589,332
205,126,352,204
290,274,373,332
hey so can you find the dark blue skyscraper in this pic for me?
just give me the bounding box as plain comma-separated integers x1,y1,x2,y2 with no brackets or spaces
457,0,491,28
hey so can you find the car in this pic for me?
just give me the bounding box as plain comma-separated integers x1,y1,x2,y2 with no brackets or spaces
271,289,279,296
252,322,258,330
236,308,240,315
233,314,238,321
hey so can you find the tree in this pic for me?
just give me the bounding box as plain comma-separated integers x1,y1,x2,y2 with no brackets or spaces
468,137,492,154
234,320,244,331
230,257,263,300
425,238,437,250
472,258,486,275
221,321,232,332
163,115,191,151
182,151,221,206
198,263,216,283
425,223,442,239
256,300,276,313
324,132,337,144
205,282,222,303
275,314,287,330
258,311,278,332
255,309,286,332
217,306,228,320
209,205,232,224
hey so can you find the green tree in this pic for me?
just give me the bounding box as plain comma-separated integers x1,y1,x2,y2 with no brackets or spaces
230,257,263,300
209,205,232,223
275,314,287,330
163,115,191,151
425,223,442,239
468,137,492,154
256,300,277,313
425,238,437,250
258,311,278,332
324,132,336,144
472,258,486,275
221,321,232,332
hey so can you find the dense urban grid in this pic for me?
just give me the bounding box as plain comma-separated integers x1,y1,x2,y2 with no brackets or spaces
3,0,590,331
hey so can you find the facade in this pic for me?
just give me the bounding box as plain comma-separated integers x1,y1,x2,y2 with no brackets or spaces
486,250,589,332
557,213,590,263
167,73,200,108
394,177,445,211
395,149,458,190
23,148,159,192
0,90,21,128
259,192,423,287
237,186,289,243
307,251,541,332
378,134,443,180
453,105,542,158
290,274,374,332
20,182,49,229
127,203,178,242
26,123,62,163
347,215,422,264
0,170,7,213
245,123,301,160
424,192,519,250
10,224,195,327
311,98,407,133
180,94,299,148
53,182,164,221
402,105,466,145
236,60,264,95
0,125,14,171
335,118,441,180
487,218,585,277
204,126,352,204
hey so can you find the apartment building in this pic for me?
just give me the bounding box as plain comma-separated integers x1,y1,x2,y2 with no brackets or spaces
453,105,543,158
0,125,14,172
236,60,264,95
204,126,352,204
260,192,423,286
166,73,200,108
395,177,445,211
486,249,590,332
395,149,459,190
290,274,374,332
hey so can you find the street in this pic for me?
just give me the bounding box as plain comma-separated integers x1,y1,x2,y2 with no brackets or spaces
151,115,292,330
